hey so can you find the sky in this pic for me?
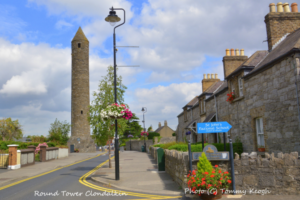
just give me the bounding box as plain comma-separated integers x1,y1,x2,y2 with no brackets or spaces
1,0,299,137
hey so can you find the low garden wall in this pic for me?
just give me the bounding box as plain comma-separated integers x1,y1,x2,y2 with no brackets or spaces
20,149,35,167
161,149,300,195
154,136,176,144
58,148,69,158
125,140,153,152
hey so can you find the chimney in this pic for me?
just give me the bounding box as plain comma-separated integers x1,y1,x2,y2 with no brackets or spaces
283,2,291,12
225,49,230,56
269,3,276,12
223,49,248,78
203,74,207,79
164,120,167,126
265,2,300,51
292,3,298,12
158,122,161,128
202,73,220,92
277,2,284,12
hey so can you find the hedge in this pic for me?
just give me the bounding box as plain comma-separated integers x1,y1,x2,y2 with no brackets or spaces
148,132,160,140
0,141,60,150
166,142,243,156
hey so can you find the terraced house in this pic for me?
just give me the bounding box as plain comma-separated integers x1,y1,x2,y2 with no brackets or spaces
177,2,300,154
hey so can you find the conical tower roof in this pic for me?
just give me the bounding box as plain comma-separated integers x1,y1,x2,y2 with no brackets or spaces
72,27,89,42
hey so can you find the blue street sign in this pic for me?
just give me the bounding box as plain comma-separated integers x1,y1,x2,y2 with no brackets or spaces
197,121,232,134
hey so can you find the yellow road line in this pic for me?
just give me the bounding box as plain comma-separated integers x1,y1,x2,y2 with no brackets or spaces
0,152,107,191
79,157,182,199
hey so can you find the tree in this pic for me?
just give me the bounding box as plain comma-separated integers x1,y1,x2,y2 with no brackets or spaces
48,118,71,145
0,118,23,141
88,66,128,167
122,114,143,138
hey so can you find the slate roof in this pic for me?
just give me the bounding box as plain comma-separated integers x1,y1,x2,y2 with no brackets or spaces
203,113,216,122
226,51,269,79
245,28,300,78
205,81,225,94
183,96,198,108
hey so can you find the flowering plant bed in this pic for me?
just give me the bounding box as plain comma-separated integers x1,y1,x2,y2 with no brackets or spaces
226,92,235,103
141,131,149,136
187,153,231,199
35,142,48,154
100,103,133,120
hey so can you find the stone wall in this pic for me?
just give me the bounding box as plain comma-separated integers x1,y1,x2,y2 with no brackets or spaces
125,140,153,152
234,151,300,195
161,148,300,195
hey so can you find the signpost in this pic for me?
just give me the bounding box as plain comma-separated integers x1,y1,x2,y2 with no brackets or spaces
197,121,232,151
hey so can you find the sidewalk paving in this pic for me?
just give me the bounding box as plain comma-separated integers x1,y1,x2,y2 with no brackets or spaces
91,151,183,195
0,151,105,187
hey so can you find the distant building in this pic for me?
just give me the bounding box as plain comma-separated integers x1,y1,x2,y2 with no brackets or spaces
154,121,174,137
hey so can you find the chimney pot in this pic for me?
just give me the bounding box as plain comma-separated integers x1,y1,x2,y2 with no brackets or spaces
203,74,207,79
225,49,230,56
164,120,167,126
277,2,283,12
159,122,161,128
283,2,291,12
211,74,214,79
207,74,211,79
235,49,240,56
269,3,276,12
291,3,298,12
230,49,235,56
215,74,218,79
240,49,245,56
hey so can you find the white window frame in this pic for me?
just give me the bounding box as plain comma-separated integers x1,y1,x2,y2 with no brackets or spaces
231,81,235,94
255,118,265,147
238,76,243,96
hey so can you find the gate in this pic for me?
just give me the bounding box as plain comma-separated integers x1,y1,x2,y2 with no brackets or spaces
0,150,9,169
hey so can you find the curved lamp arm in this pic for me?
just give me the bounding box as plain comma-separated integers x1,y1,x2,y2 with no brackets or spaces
112,8,126,34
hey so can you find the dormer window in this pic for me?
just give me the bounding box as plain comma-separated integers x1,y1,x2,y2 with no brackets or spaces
231,81,235,94
78,43,81,48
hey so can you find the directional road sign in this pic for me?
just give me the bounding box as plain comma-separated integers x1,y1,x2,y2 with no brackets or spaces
197,121,232,134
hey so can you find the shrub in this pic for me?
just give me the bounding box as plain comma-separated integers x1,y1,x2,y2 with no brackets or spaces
197,153,213,175
148,132,160,140
172,132,176,136
47,142,56,147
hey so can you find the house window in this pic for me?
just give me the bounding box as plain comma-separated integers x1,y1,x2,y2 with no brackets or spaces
203,101,206,112
231,81,235,94
184,109,187,121
238,76,243,97
255,118,265,148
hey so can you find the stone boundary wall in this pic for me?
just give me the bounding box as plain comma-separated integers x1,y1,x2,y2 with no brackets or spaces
125,140,153,152
159,137,176,144
150,147,159,161
160,148,300,195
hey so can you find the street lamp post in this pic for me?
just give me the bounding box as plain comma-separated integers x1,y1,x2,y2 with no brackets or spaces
141,107,147,152
105,6,126,181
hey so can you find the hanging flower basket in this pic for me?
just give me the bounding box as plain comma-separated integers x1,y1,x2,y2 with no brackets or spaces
141,131,149,136
100,103,133,120
226,92,235,103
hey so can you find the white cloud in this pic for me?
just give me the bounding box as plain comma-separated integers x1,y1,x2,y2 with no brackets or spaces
55,20,73,29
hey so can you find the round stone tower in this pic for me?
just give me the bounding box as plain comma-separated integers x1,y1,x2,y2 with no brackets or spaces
69,27,95,153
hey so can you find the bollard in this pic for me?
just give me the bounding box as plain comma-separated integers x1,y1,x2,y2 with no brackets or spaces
229,139,236,194
188,140,192,172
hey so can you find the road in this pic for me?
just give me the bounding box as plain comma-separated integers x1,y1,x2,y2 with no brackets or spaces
0,153,183,200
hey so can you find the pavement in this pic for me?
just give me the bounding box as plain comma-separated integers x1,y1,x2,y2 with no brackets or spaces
0,151,106,187
91,151,183,195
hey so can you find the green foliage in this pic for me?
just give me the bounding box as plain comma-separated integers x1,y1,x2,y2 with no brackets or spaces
167,143,209,152
29,135,47,143
172,132,176,136
153,136,162,143
148,132,160,140
47,142,56,147
152,144,164,148
35,153,40,162
88,66,128,146
48,119,70,145
212,143,243,156
197,153,213,175
0,117,23,141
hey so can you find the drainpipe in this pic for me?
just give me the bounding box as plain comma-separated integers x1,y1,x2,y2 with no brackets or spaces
214,95,219,143
293,57,300,129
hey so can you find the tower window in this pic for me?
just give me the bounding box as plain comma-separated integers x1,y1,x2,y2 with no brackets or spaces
78,43,81,48
81,110,83,114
